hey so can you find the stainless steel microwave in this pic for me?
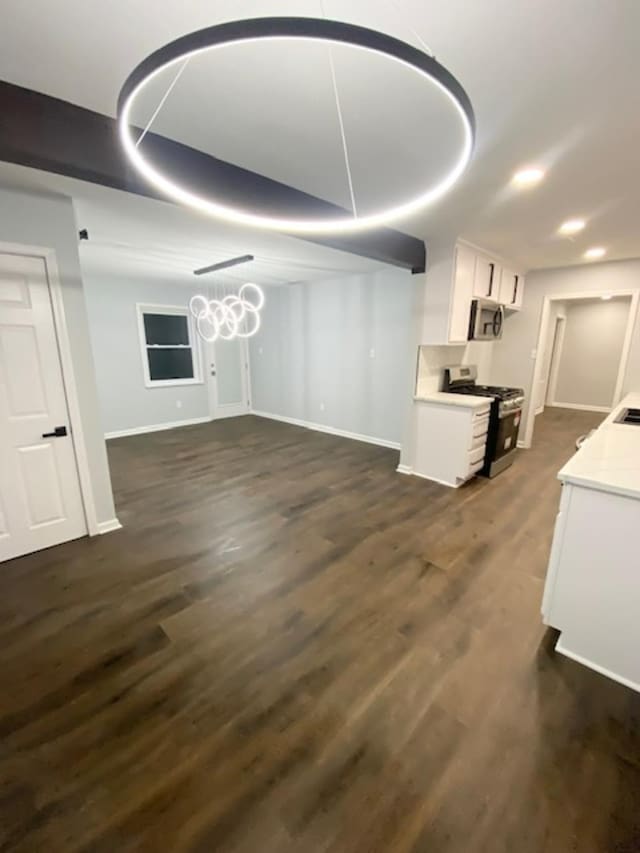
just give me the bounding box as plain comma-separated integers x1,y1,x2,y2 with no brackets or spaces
468,299,504,341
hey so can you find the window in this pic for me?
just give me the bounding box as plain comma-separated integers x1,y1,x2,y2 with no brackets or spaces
137,304,201,387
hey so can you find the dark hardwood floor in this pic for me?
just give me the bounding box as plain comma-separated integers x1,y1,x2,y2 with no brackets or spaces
1,408,639,852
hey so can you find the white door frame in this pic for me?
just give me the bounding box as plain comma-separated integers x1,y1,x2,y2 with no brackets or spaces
523,288,640,448
545,315,566,408
535,314,566,415
0,241,98,535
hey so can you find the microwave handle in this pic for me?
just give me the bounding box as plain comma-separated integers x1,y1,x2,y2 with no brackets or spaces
493,306,504,336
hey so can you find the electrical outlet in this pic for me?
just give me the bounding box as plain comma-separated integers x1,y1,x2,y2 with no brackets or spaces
259,346,263,355
369,348,376,359
176,400,183,409
319,402,325,412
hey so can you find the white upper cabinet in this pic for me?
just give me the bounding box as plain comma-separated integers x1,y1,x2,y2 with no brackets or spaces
473,254,501,303
420,241,524,345
448,244,476,343
499,268,525,310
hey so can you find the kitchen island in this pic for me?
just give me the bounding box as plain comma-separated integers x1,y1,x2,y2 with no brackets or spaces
542,392,640,692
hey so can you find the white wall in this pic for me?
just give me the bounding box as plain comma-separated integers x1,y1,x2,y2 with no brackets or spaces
554,297,631,409
82,271,210,435
0,186,116,524
414,341,494,397
490,258,640,441
249,268,414,446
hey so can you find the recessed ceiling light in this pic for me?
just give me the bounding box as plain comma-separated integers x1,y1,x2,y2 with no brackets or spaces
512,167,545,187
585,247,606,260
601,295,612,300
558,218,586,235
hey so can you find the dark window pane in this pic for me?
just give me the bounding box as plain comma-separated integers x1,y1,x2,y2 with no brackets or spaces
144,313,189,345
148,347,194,381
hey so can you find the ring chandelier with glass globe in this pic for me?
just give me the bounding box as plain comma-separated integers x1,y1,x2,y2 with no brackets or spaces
117,16,475,235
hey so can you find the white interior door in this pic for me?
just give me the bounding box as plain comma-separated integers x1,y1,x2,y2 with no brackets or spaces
0,253,87,562
207,336,250,419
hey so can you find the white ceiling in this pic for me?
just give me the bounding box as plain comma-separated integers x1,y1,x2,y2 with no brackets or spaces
0,162,386,286
1,0,640,270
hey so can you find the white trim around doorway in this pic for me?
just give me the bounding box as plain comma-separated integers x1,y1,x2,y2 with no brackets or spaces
0,240,100,536
524,288,640,448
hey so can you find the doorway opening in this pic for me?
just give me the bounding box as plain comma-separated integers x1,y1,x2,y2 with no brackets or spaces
524,289,639,447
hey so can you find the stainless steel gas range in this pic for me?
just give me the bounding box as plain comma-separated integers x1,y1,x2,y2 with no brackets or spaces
444,365,525,477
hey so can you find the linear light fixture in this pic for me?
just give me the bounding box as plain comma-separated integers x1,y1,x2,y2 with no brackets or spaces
193,254,254,276
117,17,475,234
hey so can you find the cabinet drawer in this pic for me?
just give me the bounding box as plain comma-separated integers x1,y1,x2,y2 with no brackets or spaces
472,414,490,437
472,406,491,419
462,456,486,482
469,445,486,466
470,431,488,452
469,458,485,475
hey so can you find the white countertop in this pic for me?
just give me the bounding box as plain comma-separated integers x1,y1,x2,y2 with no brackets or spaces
414,392,492,410
559,393,640,499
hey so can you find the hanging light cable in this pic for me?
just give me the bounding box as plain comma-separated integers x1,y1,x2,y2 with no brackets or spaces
117,17,475,234
320,0,358,217
384,0,436,57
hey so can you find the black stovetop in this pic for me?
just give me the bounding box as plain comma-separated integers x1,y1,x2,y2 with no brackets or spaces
448,384,524,401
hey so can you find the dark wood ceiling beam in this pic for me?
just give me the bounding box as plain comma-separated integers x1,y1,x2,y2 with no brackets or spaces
0,81,426,273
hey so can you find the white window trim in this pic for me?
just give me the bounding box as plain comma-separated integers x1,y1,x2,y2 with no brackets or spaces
136,302,203,388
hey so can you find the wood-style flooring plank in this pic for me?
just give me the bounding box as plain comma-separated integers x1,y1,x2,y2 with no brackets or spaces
1,410,639,852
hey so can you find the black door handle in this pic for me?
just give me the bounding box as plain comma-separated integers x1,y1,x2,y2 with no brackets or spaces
42,426,68,438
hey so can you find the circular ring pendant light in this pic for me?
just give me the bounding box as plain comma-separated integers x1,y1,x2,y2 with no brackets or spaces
118,17,475,234
190,283,264,343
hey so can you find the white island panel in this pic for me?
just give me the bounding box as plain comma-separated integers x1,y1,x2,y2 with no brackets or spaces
546,483,640,692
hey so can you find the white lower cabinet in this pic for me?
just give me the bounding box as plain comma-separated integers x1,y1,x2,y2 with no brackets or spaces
542,483,640,693
412,398,491,487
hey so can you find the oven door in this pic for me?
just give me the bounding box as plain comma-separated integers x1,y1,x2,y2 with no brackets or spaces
487,406,522,476
469,300,504,341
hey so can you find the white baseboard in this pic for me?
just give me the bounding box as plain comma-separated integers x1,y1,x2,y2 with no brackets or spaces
95,518,122,535
105,416,212,440
549,402,611,414
251,410,401,451
396,464,460,488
